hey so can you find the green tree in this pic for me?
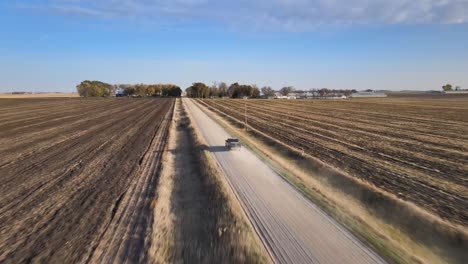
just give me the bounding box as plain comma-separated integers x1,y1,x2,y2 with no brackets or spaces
170,86,182,97
227,83,239,97
227,83,260,98
124,86,136,96
186,86,193,97
76,80,111,97
161,84,182,97
186,82,209,98
442,84,453,91
147,85,157,96
135,84,148,97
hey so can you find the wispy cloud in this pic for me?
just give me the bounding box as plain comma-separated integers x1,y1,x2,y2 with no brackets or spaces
14,0,468,30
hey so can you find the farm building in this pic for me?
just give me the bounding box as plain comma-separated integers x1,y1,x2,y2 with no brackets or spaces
273,92,296,99
350,91,387,98
322,94,347,99
275,95,297,99
445,90,468,94
295,91,347,99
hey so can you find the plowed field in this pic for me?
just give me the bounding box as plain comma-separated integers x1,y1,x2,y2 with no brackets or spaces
198,97,468,225
0,98,174,263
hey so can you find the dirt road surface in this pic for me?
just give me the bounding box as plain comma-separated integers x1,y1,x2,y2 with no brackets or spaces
184,98,386,264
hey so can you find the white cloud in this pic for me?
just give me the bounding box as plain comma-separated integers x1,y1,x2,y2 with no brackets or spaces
15,0,468,30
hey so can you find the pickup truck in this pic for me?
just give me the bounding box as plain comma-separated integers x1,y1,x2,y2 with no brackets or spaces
225,138,241,150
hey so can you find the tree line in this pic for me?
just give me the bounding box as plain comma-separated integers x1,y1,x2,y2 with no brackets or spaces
305,88,355,97
261,86,295,96
76,81,112,97
117,84,182,97
186,82,261,98
186,82,356,98
76,81,181,97
77,80,358,98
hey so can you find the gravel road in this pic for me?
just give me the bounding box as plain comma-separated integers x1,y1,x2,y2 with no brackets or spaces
184,98,386,264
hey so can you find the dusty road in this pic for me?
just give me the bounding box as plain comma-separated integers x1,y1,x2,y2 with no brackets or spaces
184,98,386,264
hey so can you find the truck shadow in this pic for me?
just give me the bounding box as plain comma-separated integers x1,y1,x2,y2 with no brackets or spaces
207,146,228,153
199,144,228,153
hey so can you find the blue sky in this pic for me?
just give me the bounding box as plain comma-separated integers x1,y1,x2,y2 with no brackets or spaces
1,0,467,92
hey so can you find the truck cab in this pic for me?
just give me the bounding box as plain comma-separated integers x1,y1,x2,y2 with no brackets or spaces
225,138,241,150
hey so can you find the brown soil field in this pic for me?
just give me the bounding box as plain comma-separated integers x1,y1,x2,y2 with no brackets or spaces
197,97,468,226
387,92,468,99
0,93,78,98
0,97,175,263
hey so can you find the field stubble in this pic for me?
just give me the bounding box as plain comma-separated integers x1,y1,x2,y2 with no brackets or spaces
0,98,174,263
199,98,468,224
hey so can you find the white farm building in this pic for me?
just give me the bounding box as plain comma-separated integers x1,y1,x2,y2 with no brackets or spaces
350,91,387,98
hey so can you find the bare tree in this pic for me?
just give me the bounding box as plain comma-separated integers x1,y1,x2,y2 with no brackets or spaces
280,86,294,96
261,86,275,97
218,82,228,97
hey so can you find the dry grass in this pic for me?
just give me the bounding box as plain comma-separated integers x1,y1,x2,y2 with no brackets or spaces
149,100,178,264
193,98,467,264
149,98,269,263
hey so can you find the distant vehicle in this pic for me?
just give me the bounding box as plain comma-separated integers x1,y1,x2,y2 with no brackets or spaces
115,88,125,97
225,138,241,150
